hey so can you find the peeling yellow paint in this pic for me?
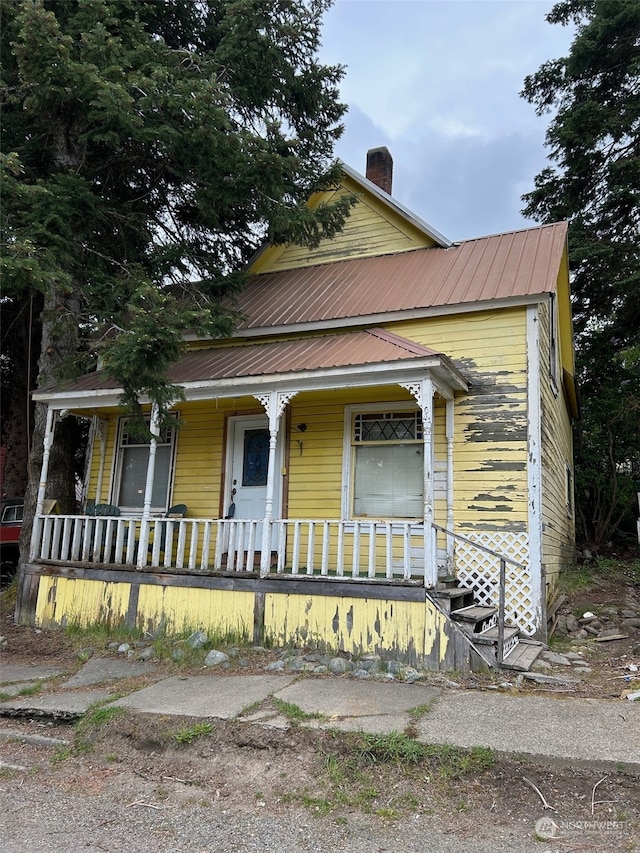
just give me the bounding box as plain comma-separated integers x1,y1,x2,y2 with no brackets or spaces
136,584,254,637
36,577,130,628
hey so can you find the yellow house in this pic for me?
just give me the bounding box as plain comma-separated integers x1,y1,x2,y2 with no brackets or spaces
22,148,577,672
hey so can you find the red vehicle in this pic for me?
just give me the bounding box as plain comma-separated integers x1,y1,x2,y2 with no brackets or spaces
0,498,23,584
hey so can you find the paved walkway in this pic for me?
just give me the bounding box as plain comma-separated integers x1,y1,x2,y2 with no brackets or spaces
1,658,639,770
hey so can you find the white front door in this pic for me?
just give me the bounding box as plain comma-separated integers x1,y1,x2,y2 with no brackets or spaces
227,416,283,541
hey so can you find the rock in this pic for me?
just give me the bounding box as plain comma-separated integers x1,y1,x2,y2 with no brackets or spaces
583,625,600,636
601,607,619,617
564,652,585,662
553,618,569,636
573,667,592,674
312,665,328,674
625,691,640,702
581,611,596,621
204,649,229,667
186,631,208,650
360,654,384,675
328,657,353,675
541,651,572,666
386,660,403,676
353,668,370,679
171,647,186,662
523,672,576,686
565,615,580,632
138,646,155,661
402,667,423,684
532,659,552,671
621,610,639,619
237,658,249,667
265,660,285,671
117,643,131,654
622,619,640,629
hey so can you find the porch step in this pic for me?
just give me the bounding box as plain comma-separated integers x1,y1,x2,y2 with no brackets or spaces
499,639,544,672
430,585,476,614
451,604,498,627
474,625,519,645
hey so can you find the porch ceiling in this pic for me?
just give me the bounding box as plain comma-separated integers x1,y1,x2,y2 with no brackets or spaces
34,328,469,411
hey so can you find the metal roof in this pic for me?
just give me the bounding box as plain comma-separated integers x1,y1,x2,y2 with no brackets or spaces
234,221,568,332
36,328,468,405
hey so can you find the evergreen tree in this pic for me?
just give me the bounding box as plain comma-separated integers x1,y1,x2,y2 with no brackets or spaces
1,0,352,553
522,0,640,548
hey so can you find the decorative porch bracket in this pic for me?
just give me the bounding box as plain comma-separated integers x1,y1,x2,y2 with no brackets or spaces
400,377,437,586
254,390,297,575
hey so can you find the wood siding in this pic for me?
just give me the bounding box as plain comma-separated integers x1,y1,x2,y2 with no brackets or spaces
250,177,438,274
538,298,575,587
389,308,530,531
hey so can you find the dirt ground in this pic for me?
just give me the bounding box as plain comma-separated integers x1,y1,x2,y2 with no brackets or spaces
1,563,639,851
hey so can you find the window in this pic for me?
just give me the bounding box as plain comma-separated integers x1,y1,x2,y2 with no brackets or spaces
114,417,177,512
351,410,424,519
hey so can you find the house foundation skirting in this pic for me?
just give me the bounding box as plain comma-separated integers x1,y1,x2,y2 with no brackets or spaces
18,563,472,671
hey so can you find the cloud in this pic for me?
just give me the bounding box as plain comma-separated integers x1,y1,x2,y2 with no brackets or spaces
320,0,575,239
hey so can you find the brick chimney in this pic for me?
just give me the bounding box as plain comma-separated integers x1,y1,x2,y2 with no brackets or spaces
366,147,393,195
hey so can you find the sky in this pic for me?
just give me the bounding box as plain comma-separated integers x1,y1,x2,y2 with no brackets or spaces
318,0,575,242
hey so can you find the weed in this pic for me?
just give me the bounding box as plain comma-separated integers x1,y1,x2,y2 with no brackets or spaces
174,722,213,744
356,731,427,765
273,698,324,722
299,794,333,815
0,691,10,701
82,704,126,728
407,703,433,718
18,684,41,697
376,807,398,819
557,565,597,594
51,747,73,763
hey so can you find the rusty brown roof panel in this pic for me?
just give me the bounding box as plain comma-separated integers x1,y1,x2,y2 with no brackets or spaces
236,222,567,330
45,330,442,395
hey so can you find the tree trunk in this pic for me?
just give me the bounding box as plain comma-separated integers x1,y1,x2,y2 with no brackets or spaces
17,283,80,622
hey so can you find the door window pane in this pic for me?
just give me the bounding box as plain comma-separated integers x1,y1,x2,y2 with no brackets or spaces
242,429,269,487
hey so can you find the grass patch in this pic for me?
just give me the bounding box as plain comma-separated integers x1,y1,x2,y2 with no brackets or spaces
17,684,42,697
174,722,214,744
273,698,324,722
72,702,126,754
287,731,496,818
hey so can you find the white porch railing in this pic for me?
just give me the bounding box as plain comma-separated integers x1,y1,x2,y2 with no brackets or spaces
31,514,444,586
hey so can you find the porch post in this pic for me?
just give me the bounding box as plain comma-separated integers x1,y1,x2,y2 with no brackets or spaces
446,398,455,570
137,403,160,568
421,377,436,586
30,406,56,561
255,390,297,575
401,378,436,586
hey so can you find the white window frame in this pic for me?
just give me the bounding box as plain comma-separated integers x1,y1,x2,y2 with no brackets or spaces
549,293,559,394
111,414,178,514
566,463,574,518
342,403,424,521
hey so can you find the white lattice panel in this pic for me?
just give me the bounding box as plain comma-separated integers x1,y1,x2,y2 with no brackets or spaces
454,531,537,635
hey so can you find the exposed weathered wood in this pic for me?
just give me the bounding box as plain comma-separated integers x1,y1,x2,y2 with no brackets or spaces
26,562,428,603
13,569,41,626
